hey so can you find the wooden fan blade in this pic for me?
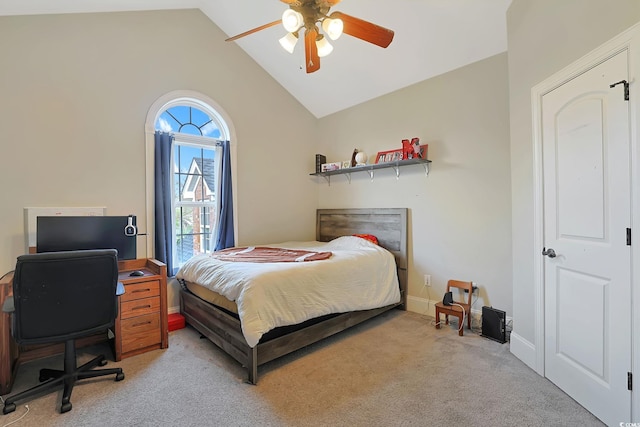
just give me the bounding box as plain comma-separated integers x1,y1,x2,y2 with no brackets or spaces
225,20,281,42
330,12,394,48
304,27,320,73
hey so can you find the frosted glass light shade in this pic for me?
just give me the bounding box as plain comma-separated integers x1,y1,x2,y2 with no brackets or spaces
316,36,333,57
279,32,298,53
322,18,343,40
282,9,304,32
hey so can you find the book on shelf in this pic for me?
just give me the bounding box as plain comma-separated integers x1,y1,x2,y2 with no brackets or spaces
315,154,326,173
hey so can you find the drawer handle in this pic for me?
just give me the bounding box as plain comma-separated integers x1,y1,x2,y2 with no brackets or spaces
132,288,151,293
132,304,152,311
132,321,152,327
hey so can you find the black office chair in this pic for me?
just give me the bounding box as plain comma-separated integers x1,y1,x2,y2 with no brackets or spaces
2,249,125,414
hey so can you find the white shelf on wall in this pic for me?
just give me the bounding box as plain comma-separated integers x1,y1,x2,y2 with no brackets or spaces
310,158,431,185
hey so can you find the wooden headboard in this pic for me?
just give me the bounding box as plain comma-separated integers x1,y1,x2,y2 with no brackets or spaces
316,208,408,309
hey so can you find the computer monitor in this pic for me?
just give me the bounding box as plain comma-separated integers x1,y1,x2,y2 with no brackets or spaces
36,216,137,260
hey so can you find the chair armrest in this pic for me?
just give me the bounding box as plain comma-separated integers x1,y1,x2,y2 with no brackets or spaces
2,296,14,313
116,282,125,296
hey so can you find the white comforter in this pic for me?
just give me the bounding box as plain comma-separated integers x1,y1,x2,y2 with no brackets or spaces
176,236,401,347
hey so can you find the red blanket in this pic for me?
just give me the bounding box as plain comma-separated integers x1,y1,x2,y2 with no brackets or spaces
210,246,332,263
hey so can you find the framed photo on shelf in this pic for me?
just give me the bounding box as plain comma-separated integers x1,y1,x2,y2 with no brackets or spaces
321,162,341,172
375,149,403,164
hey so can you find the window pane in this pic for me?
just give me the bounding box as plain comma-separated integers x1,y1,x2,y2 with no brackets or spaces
157,106,221,137
170,106,190,127
175,205,215,266
175,173,188,201
156,111,178,132
177,145,202,173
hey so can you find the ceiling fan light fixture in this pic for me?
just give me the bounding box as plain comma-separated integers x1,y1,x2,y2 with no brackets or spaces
322,17,343,40
282,9,304,33
316,35,333,58
279,32,299,54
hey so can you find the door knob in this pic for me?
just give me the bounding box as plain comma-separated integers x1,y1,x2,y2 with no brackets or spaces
542,247,557,258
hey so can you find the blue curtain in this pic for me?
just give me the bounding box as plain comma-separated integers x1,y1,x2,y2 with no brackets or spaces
214,140,235,251
154,131,175,275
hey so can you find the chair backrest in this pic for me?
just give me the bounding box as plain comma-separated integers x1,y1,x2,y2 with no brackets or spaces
12,249,119,345
446,280,473,307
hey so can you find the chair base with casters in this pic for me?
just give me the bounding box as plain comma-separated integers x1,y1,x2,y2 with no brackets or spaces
2,339,124,414
434,279,473,336
3,249,126,414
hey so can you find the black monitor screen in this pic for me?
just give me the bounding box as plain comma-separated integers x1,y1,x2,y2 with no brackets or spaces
36,216,137,260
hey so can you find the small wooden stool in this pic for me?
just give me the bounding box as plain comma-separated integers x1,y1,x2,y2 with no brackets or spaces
435,280,473,336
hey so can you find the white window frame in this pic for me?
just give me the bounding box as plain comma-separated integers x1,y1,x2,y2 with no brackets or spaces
172,133,221,268
144,90,237,265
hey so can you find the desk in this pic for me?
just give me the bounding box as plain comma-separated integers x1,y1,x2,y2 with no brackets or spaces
0,258,168,394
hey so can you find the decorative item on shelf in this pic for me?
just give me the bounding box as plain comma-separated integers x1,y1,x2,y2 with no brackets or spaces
375,149,403,164
341,160,351,169
350,148,359,167
355,151,368,166
418,144,428,159
321,162,341,172
402,137,423,160
315,154,326,173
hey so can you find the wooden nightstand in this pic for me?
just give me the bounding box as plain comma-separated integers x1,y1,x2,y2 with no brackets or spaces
114,258,169,361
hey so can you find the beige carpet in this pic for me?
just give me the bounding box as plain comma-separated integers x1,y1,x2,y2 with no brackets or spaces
1,311,603,426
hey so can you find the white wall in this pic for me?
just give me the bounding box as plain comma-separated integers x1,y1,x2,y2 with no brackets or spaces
0,8,514,326
507,0,640,361
317,53,512,318
0,9,320,309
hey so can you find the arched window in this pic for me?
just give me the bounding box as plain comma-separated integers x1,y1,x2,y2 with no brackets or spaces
146,92,235,274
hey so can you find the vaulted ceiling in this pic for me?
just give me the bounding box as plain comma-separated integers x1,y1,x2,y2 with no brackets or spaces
0,0,511,118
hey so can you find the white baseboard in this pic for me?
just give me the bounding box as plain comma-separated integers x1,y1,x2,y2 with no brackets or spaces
407,295,434,317
509,331,537,371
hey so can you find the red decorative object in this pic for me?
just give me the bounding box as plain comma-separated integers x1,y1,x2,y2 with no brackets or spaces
168,313,186,331
375,149,403,164
402,137,422,160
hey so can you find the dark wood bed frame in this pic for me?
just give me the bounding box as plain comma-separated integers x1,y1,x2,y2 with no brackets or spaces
179,208,408,384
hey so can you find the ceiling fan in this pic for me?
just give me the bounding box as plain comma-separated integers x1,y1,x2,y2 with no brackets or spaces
225,0,395,73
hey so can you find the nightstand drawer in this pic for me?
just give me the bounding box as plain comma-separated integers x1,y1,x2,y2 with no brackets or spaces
120,312,161,352
121,280,160,302
120,296,160,319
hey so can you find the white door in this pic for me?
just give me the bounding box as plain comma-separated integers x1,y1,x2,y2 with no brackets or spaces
541,50,632,425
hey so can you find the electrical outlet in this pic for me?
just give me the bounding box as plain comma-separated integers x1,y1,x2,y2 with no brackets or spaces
424,274,431,287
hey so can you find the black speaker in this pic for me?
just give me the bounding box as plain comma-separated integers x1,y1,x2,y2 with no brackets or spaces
481,306,506,343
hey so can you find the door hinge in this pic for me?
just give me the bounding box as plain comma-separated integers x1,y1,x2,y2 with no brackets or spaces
610,80,629,101
628,372,633,391
627,228,632,246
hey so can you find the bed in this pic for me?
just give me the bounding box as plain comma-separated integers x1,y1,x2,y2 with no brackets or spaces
177,208,408,384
